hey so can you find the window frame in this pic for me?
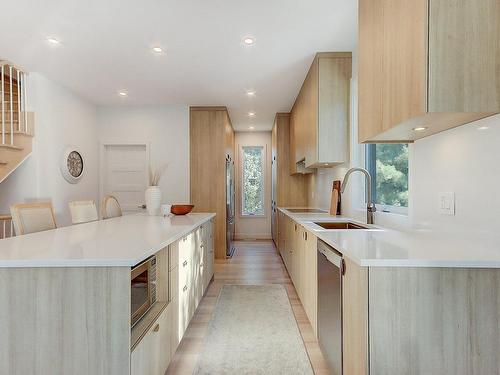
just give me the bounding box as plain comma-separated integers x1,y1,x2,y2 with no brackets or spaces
240,145,266,218
365,144,409,215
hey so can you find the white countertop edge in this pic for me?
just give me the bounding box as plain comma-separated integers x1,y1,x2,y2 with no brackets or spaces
356,259,500,268
0,213,216,268
278,207,500,269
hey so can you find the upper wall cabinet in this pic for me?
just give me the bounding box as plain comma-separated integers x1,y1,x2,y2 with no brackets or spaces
290,52,352,174
358,0,500,143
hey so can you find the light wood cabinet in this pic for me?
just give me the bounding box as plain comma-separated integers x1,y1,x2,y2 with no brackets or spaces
131,304,172,375
279,216,318,337
190,107,235,259
301,228,317,337
358,0,500,143
271,113,309,245
291,222,301,294
167,221,215,364
290,53,351,171
277,210,286,256
203,219,215,290
342,258,368,375
342,264,500,374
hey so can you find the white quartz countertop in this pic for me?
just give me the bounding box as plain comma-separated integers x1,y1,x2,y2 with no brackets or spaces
0,213,215,268
279,208,500,268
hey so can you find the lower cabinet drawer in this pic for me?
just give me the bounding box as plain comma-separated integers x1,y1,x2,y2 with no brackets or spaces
178,274,191,339
131,304,172,375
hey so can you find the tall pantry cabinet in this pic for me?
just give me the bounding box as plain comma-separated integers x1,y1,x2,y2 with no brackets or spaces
190,107,235,259
271,113,308,244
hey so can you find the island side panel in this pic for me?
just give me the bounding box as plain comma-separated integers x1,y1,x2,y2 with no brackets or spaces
0,266,131,375
369,267,500,375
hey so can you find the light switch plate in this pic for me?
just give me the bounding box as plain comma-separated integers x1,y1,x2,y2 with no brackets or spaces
438,192,455,215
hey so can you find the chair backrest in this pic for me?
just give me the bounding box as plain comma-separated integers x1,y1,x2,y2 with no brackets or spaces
102,195,122,219
69,200,98,225
10,202,57,235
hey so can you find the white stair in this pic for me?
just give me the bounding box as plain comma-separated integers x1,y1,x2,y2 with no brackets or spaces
0,60,34,184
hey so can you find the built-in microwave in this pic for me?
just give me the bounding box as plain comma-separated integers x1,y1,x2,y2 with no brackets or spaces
131,255,157,327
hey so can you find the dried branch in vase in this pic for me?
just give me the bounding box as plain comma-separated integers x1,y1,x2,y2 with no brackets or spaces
149,163,168,186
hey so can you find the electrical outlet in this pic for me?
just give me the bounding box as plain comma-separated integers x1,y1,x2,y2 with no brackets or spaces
438,192,455,215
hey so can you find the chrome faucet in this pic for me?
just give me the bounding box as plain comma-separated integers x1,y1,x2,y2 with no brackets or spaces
341,167,376,225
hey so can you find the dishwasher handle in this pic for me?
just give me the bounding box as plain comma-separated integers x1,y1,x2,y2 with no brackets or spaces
318,240,344,274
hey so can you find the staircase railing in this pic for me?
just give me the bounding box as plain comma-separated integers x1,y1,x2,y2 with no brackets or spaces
0,61,28,146
0,214,14,239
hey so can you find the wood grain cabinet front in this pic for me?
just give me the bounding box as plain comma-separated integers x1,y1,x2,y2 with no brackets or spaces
290,52,351,171
169,222,215,355
131,304,172,375
280,218,318,337
190,107,235,259
358,0,500,142
271,114,308,240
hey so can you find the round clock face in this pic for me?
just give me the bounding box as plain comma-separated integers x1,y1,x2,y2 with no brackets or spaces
67,151,84,178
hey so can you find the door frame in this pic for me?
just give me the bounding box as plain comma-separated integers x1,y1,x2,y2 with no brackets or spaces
99,142,150,217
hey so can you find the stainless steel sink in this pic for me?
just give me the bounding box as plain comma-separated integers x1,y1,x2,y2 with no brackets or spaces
313,221,369,230
287,208,327,213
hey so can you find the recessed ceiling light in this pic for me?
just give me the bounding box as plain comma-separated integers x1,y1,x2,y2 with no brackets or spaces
246,90,256,97
46,37,61,46
412,126,428,132
152,46,164,54
243,37,255,46
118,91,128,97
248,111,256,117
478,126,489,131
249,126,255,130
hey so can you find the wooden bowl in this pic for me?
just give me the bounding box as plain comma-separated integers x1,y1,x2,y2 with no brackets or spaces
170,204,194,215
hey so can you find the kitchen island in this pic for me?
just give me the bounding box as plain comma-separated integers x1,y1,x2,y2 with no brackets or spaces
0,212,215,375
277,207,500,375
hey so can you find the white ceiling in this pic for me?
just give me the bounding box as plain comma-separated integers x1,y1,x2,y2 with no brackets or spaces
0,0,357,131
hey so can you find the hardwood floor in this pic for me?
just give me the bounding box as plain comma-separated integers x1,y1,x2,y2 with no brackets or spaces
166,240,329,375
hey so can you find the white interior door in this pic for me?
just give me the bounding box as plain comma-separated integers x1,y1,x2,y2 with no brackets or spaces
101,144,148,214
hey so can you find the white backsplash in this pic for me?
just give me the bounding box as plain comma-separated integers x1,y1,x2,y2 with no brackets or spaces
308,113,500,235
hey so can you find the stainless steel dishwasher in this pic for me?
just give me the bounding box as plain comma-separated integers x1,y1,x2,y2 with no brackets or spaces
317,239,344,375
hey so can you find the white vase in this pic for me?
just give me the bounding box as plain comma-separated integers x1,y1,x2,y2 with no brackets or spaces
145,186,161,216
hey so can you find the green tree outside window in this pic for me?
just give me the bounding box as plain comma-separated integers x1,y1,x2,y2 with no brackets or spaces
242,146,264,216
366,144,408,208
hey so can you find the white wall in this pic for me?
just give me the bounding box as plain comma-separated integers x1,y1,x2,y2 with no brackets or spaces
410,114,500,234
0,73,99,227
234,131,272,240
97,106,190,205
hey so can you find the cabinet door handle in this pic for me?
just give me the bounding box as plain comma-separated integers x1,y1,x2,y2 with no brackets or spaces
304,232,308,241
183,285,188,292
153,324,160,332
183,260,188,267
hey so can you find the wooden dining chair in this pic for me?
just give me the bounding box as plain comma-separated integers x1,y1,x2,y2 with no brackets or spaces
102,195,122,219
10,202,57,235
69,200,98,225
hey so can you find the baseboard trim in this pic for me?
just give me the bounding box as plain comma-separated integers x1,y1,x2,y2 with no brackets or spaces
234,234,272,241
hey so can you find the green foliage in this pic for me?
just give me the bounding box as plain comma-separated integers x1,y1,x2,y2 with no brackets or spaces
374,144,408,207
242,147,264,215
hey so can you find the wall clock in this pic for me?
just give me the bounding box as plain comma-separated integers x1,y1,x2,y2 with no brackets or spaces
61,147,85,183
